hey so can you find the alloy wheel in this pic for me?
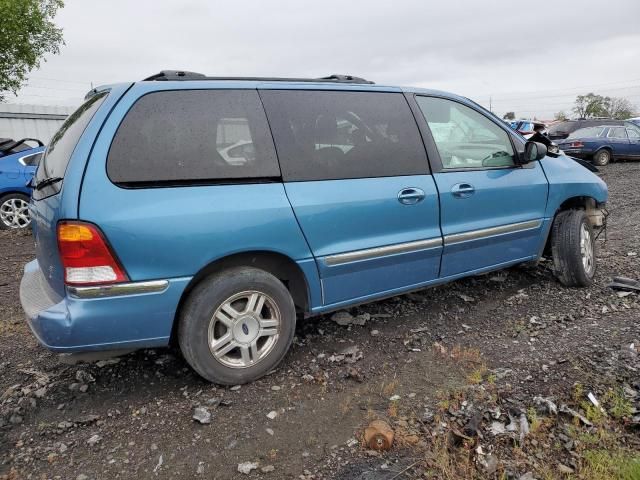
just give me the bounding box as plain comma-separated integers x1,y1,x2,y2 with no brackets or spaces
0,197,30,229
208,291,280,368
580,222,594,276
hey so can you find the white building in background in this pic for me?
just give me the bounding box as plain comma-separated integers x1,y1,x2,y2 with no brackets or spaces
0,104,76,144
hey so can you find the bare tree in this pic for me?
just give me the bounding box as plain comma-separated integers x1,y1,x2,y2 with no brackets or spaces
554,111,568,121
603,97,636,119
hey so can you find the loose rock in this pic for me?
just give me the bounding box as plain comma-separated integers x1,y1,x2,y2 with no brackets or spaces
237,462,258,474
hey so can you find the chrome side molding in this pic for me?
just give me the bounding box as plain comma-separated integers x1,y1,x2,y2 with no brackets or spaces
323,220,542,267
444,220,542,245
67,280,169,299
324,237,442,266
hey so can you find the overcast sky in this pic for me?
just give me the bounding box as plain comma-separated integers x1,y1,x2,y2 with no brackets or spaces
9,0,640,119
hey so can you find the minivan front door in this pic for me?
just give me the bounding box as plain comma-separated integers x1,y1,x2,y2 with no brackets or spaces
260,89,442,308
414,95,548,278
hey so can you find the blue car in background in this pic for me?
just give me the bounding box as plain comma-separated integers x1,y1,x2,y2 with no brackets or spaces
557,123,640,166
0,139,45,229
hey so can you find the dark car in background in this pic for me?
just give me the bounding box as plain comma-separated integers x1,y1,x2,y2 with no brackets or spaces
547,119,626,141
557,124,640,166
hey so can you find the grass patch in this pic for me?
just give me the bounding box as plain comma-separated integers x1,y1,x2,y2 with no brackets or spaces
581,449,640,480
602,388,633,420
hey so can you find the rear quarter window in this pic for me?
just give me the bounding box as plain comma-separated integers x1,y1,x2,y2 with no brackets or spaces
107,90,279,184
36,92,108,183
260,90,428,181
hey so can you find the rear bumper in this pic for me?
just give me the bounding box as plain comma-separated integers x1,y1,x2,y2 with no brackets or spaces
20,260,190,352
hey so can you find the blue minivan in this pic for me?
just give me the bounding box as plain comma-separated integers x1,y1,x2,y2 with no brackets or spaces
20,71,608,384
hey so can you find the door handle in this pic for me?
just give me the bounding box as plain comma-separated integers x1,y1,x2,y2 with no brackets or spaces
451,183,475,198
397,187,425,205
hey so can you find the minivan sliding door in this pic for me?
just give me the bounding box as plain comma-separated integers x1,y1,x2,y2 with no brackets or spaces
260,89,442,308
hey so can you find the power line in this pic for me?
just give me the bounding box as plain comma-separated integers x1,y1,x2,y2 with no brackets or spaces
27,75,93,86
486,85,640,103
473,77,640,98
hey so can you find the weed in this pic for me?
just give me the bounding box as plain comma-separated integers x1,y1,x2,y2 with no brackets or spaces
573,383,584,404
580,400,605,426
449,345,483,366
466,364,487,385
602,388,633,420
527,407,543,433
382,380,398,397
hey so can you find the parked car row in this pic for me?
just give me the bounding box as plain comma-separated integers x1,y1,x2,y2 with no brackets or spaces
18,71,608,385
547,118,634,141
557,123,640,166
0,139,44,229
507,117,640,166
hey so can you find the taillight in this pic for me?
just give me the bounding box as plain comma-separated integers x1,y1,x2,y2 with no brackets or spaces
57,221,128,286
570,141,584,148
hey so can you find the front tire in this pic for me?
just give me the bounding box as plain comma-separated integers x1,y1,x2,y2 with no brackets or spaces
0,193,31,230
592,149,611,166
551,210,596,287
178,267,296,385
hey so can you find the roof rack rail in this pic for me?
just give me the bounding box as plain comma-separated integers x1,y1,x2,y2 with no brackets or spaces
142,71,374,84
142,70,207,81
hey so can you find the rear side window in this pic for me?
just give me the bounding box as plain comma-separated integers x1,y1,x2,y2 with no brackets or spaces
627,127,640,139
607,127,627,139
35,92,107,184
568,127,605,139
260,90,427,181
107,90,279,184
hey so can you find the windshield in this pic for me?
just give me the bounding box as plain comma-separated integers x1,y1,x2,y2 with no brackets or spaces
34,92,107,196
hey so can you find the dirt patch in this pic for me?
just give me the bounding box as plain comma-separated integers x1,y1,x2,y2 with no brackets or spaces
1,163,639,479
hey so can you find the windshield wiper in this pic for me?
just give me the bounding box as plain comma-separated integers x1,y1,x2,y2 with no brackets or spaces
34,176,63,190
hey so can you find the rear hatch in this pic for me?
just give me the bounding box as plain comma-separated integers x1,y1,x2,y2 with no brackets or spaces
30,85,131,297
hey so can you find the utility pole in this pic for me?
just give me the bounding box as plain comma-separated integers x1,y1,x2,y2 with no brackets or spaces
489,95,492,113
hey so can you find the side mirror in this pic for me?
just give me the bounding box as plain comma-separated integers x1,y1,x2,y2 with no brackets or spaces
521,141,548,164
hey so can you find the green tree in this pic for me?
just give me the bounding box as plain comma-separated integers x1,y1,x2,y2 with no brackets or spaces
554,111,568,121
502,111,515,120
573,93,608,119
0,0,65,101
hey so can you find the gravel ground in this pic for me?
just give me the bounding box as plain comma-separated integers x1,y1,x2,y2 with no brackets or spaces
0,163,639,479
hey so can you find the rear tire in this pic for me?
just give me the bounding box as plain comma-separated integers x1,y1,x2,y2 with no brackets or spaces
551,210,596,287
592,149,611,166
178,267,296,385
0,193,30,230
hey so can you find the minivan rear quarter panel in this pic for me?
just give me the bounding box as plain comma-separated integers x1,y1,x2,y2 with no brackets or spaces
31,83,133,297
80,82,319,301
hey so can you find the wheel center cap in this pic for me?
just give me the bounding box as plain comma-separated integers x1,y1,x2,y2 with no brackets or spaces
233,316,260,344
